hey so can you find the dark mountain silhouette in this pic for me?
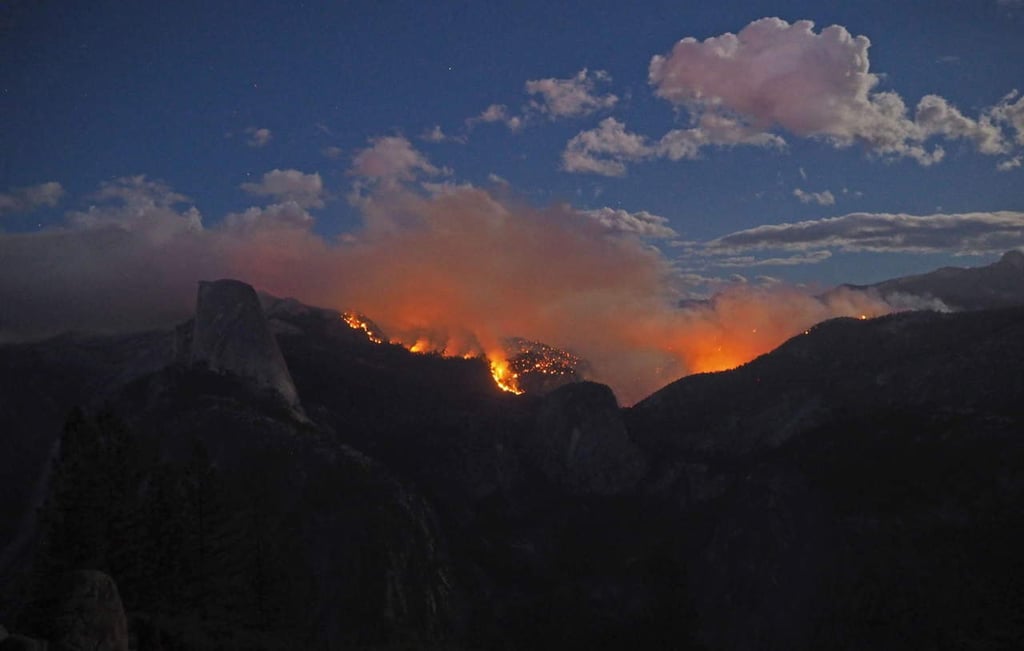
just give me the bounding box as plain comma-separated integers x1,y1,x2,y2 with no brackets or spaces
1,270,1023,650
628,307,1024,649
842,249,1024,311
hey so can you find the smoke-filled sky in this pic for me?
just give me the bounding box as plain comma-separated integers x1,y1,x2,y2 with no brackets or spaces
2,0,1023,402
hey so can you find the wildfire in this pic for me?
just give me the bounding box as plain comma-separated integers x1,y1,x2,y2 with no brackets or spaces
689,346,747,374
488,358,524,394
341,313,525,395
342,312,384,344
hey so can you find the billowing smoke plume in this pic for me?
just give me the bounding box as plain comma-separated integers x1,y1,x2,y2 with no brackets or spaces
0,173,892,404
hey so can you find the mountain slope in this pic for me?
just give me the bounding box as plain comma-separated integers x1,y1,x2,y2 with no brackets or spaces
626,306,1024,650
844,249,1024,310
3,278,1024,649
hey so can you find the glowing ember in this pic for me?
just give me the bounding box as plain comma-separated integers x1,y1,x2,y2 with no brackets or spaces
342,312,384,344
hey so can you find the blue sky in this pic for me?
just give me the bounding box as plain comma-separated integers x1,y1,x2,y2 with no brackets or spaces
2,1,1024,399
3,0,1023,285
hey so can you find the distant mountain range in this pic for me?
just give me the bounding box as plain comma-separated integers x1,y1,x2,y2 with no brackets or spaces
844,249,1024,311
1,254,1023,650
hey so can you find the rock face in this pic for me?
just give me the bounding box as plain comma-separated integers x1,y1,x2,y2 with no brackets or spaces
531,382,646,495
37,570,128,651
190,279,301,409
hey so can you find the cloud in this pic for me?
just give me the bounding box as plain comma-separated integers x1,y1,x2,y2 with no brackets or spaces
469,104,522,131
658,113,785,161
562,115,784,176
420,125,448,142
581,207,678,238
246,127,273,148
915,95,1007,155
989,91,1024,145
648,18,1017,164
562,118,653,176
223,201,314,232
349,136,440,183
997,156,1022,172
525,68,618,118
322,146,343,159
67,176,202,237
713,250,833,267
706,210,1024,256
793,188,836,206
240,169,325,208
0,181,64,216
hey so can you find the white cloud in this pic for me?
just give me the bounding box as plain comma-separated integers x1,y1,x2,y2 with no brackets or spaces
988,91,1024,145
525,68,618,118
66,175,203,240
714,250,833,267
349,136,440,182
246,127,273,148
562,118,654,176
581,207,678,238
648,18,1017,165
562,115,784,176
997,156,1022,172
0,181,64,216
658,113,785,161
915,95,1007,155
707,210,1024,256
223,201,314,232
793,188,836,206
421,125,449,142
469,104,522,131
240,169,325,208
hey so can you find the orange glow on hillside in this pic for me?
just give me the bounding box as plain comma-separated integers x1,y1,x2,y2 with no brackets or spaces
488,358,524,394
341,314,524,395
342,312,384,344
688,346,748,374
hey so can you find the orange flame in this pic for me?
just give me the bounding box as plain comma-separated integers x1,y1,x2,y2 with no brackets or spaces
342,312,384,344
488,356,523,394
341,314,524,395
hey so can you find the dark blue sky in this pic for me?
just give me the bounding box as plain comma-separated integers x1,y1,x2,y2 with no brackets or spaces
2,0,1023,287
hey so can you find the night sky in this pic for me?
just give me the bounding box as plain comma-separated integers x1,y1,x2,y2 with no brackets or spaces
2,1,1024,396
4,1,1024,279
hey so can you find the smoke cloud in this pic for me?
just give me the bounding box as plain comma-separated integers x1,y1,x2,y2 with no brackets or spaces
0,169,893,404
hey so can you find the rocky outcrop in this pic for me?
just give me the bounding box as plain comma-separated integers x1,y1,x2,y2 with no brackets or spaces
190,279,301,410
531,382,646,495
16,570,128,651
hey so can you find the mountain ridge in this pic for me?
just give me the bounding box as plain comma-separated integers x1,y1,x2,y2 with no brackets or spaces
1,259,1023,649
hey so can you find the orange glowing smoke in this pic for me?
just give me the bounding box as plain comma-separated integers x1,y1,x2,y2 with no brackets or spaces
226,184,893,405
